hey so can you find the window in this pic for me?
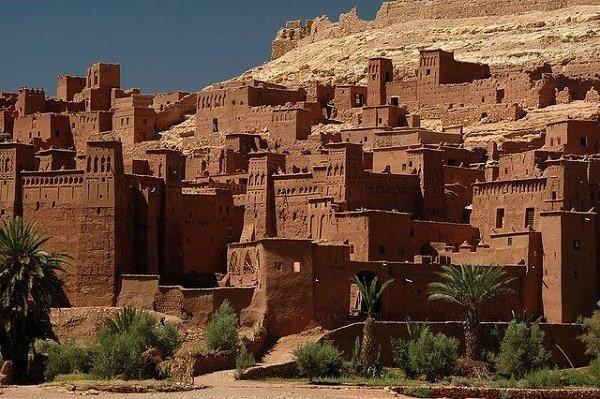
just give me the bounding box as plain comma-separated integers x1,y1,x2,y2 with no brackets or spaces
551,191,557,200
496,208,505,228
573,240,581,251
293,261,301,273
507,237,513,246
580,136,588,148
426,69,431,76
212,118,219,133
390,97,399,107
496,89,505,103
525,207,535,228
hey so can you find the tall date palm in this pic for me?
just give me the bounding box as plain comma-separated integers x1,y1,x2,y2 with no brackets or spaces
429,264,512,360
0,217,67,383
352,275,393,374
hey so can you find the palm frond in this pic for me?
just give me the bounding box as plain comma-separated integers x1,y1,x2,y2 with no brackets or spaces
429,264,513,311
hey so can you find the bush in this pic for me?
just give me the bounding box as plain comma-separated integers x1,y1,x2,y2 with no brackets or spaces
293,341,342,381
496,321,551,379
35,340,94,381
91,308,181,380
561,368,598,387
406,328,459,382
582,311,600,360
392,339,415,378
402,387,432,398
234,346,255,379
204,301,238,352
521,368,562,389
392,321,431,379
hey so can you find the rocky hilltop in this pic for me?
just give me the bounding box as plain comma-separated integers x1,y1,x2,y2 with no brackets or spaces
242,0,600,87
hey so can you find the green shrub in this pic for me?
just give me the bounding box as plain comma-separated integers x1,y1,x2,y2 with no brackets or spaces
349,336,361,374
35,340,94,381
582,311,600,360
293,341,342,381
402,387,432,398
561,368,598,387
392,339,415,378
496,321,551,379
406,328,459,382
204,301,238,352
521,368,562,389
91,307,181,380
234,346,255,379
590,357,600,386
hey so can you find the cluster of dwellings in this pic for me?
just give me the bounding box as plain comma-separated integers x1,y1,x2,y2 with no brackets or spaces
1,51,600,339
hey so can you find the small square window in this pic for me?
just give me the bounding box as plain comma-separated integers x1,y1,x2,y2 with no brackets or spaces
580,136,588,148
573,240,581,250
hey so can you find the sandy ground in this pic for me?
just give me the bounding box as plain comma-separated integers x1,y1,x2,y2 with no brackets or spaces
0,381,404,399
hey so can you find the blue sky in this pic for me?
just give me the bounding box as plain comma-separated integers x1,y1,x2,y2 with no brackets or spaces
0,1,382,94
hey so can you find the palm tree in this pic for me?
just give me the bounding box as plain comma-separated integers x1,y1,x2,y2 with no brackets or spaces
429,264,512,360
351,275,393,375
0,217,67,383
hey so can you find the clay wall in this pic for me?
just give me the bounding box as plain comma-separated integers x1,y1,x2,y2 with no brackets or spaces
334,85,366,111
471,177,551,237
125,175,164,276
16,89,46,116
539,211,598,323
180,189,244,277
85,63,120,90
196,83,307,137
545,119,600,155
270,107,312,145
273,173,317,239
362,105,402,128
116,274,160,309
0,110,14,134
69,111,113,154
73,87,113,112
36,149,76,171
330,211,478,263
21,171,86,302
13,113,74,150
56,76,86,102
152,92,188,110
112,106,157,144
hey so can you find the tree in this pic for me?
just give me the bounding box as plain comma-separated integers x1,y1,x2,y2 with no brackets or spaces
0,217,67,383
428,264,512,360
351,275,393,375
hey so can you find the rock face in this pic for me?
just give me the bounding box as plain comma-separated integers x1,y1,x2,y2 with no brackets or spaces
260,0,600,87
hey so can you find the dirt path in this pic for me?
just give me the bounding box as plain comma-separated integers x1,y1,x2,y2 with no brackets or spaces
0,383,405,399
260,328,327,364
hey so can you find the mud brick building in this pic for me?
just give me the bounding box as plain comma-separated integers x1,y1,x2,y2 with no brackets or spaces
1,48,600,357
